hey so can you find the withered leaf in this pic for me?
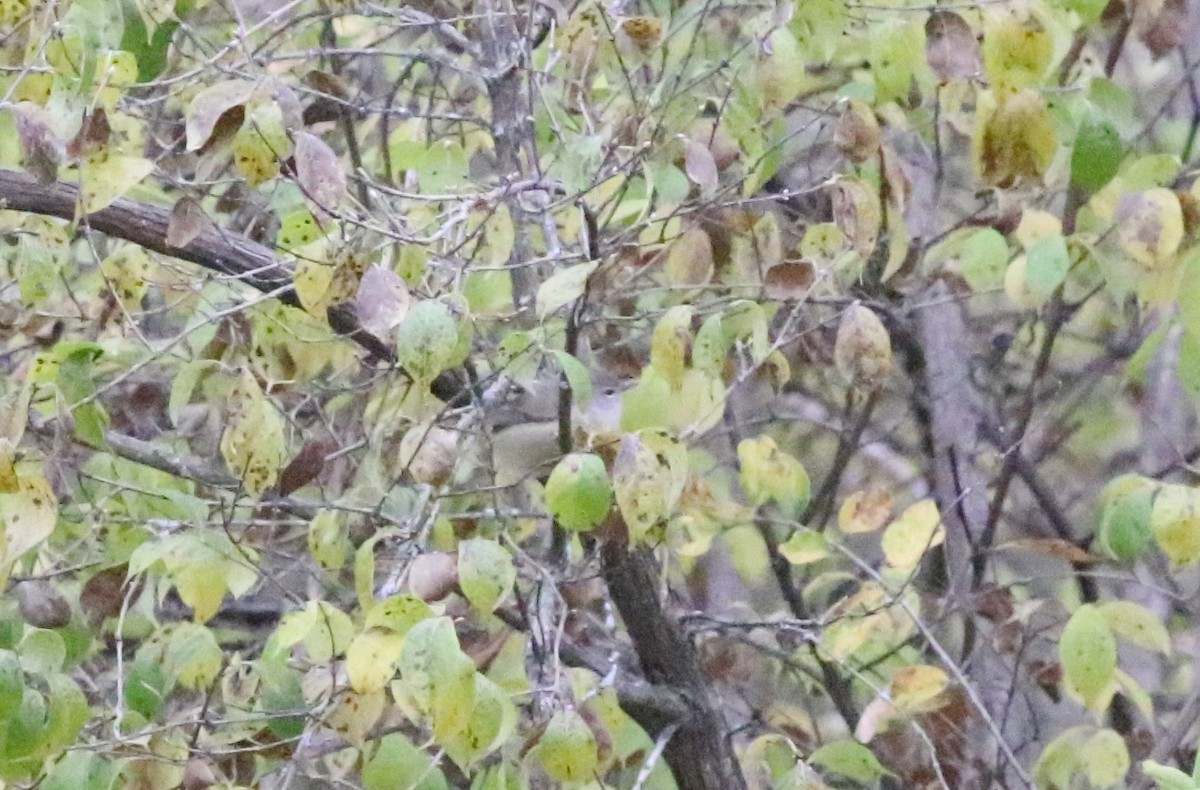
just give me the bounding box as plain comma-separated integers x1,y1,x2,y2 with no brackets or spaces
66,107,112,160
925,10,981,82
294,131,347,212
12,102,63,184
166,196,213,248
355,264,411,337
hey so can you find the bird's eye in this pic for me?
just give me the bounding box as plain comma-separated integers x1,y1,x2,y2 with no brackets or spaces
602,387,617,397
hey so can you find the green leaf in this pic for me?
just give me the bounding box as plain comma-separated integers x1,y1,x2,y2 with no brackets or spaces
1059,604,1117,712
1024,233,1069,300
956,228,1010,292
544,453,613,532
41,751,121,790
1139,761,1195,790
57,345,107,447
167,359,220,427
534,709,598,783
778,531,828,565
365,594,433,634
548,350,593,406
395,300,460,382
809,740,889,785
536,262,597,321
1033,726,1089,790
18,628,65,675
1079,727,1131,788
397,618,476,745
390,139,469,193
362,733,449,790
1096,474,1156,562
124,657,168,721
457,538,516,614
1071,114,1123,194
444,674,517,769
79,152,155,213
347,629,404,694
164,623,221,690
0,649,24,721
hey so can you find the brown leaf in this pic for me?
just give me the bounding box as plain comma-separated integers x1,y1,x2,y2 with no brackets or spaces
277,438,336,496
166,196,213,248
994,537,1098,564
66,107,112,159
763,260,816,301
974,585,1015,623
834,100,881,164
294,131,347,212
925,10,981,82
81,563,144,625
304,70,351,101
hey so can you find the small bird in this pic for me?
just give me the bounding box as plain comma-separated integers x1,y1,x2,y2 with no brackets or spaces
488,373,627,488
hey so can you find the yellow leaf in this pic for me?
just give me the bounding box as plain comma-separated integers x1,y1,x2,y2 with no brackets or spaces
974,88,1057,187
0,472,57,565
890,665,949,714
738,435,811,517
838,489,893,534
881,499,944,568
1115,188,1184,271
1151,484,1200,567
1097,601,1171,655
778,531,828,565
347,629,404,694
982,10,1054,89
79,152,154,214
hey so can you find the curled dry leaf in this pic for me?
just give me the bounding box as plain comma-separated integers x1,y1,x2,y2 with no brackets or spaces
186,79,257,151
80,563,144,625
166,196,213,248
355,265,411,336
925,10,981,82
294,131,347,212
66,107,112,160
687,119,741,171
834,303,894,387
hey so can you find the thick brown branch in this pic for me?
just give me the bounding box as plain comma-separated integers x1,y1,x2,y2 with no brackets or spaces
600,539,747,790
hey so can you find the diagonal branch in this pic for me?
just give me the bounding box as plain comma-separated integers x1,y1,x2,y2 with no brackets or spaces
0,169,468,402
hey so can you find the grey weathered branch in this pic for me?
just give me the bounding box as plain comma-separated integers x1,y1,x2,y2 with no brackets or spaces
0,169,468,403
